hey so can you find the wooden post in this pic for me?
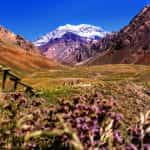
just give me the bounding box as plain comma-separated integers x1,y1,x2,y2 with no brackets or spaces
2,68,10,91
0,67,35,97
14,80,19,91
9,76,20,92
25,86,35,96
19,82,35,97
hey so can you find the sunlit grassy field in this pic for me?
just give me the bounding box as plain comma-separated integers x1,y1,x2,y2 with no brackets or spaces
9,64,148,123
1,64,150,123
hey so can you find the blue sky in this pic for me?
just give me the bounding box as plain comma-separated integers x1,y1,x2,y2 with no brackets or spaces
0,0,149,40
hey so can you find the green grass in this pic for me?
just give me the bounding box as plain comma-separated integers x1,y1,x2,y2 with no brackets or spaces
40,85,79,104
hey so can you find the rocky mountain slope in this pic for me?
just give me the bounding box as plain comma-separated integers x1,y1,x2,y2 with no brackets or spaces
0,26,39,53
83,5,150,65
34,24,108,65
0,26,61,74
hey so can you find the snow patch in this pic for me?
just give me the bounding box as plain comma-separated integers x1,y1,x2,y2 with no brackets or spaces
33,24,109,46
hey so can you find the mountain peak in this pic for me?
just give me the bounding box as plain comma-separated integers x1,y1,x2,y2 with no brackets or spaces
138,4,150,16
143,4,150,9
33,24,108,47
57,24,103,31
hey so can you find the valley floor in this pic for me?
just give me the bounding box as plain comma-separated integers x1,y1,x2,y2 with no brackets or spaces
21,64,150,123
0,64,150,149
0,64,150,124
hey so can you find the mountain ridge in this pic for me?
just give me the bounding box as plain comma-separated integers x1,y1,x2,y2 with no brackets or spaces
33,24,108,46
0,26,62,74
81,5,150,65
0,25,39,53
34,24,109,65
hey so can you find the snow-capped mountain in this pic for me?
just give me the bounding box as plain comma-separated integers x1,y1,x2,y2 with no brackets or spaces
33,24,109,65
34,24,108,46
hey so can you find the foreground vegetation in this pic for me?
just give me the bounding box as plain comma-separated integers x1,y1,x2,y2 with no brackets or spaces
0,93,149,149
0,64,150,149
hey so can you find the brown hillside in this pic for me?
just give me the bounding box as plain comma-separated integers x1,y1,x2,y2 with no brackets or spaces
0,26,61,74
0,44,61,74
83,5,150,65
